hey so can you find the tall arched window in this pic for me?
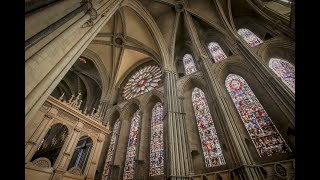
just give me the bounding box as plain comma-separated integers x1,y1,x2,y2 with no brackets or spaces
269,58,295,93
68,136,93,173
237,28,263,47
208,42,227,63
225,74,291,157
101,119,121,180
150,102,164,176
183,54,197,75
192,88,226,167
123,110,141,179
31,123,68,166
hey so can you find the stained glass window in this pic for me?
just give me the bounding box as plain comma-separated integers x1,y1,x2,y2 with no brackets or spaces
123,65,162,100
225,74,291,157
183,54,197,75
269,58,295,93
101,119,121,180
150,102,164,176
238,28,263,47
208,42,227,63
192,88,226,167
123,110,141,179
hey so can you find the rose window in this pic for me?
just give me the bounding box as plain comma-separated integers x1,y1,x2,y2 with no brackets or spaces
123,65,162,100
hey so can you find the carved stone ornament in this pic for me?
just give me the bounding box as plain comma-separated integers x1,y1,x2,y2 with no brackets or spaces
81,0,98,28
113,35,126,47
175,1,185,12
32,157,51,168
68,167,82,176
274,163,287,177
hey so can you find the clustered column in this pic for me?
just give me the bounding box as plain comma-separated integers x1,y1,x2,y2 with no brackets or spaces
183,11,263,180
164,70,193,180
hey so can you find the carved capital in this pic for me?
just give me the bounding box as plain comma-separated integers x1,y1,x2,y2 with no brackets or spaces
175,1,185,13
74,128,81,132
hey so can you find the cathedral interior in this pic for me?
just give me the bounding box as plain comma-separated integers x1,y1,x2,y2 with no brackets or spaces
25,0,295,179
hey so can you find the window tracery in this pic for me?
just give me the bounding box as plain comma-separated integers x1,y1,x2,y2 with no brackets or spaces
225,74,291,157
101,119,121,180
208,42,227,62
150,102,164,176
238,28,263,47
269,58,295,93
123,65,162,100
183,54,197,75
192,88,226,167
123,110,141,179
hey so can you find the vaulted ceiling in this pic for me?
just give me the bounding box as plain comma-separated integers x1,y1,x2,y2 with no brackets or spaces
76,0,288,101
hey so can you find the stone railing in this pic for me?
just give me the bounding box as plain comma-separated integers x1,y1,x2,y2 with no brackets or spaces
57,92,106,123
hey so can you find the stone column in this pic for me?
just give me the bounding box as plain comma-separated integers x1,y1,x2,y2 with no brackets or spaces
99,101,109,123
164,70,193,180
86,133,106,180
236,39,295,125
51,122,83,180
25,0,122,125
25,107,57,163
183,11,262,180
134,110,147,179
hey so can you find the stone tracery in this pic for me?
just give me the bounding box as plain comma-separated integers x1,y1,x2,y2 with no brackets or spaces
123,65,162,100
225,74,291,157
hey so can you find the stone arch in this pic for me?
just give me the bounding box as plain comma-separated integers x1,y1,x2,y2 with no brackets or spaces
180,75,229,173
81,48,110,101
106,108,121,130
112,99,141,179
141,89,164,106
137,92,165,178
175,45,199,78
233,15,277,42
179,75,206,97
120,98,141,120
115,57,159,90
216,61,294,163
69,135,95,176
121,0,172,71
116,59,163,104
257,37,295,66
31,123,70,167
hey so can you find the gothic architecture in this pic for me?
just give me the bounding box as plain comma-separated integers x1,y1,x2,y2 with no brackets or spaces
25,0,295,179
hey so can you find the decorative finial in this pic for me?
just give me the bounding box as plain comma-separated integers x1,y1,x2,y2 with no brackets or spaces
59,92,65,101
83,107,87,115
68,95,75,103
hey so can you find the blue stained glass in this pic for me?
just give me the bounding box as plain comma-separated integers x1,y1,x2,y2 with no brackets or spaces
225,74,291,157
192,88,226,167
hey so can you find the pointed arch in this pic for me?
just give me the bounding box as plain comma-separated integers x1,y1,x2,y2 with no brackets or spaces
101,119,121,179
191,87,226,167
225,74,291,157
68,136,93,174
238,28,263,47
149,102,164,176
269,58,295,93
208,42,227,62
183,54,197,75
123,110,141,179
31,123,69,166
